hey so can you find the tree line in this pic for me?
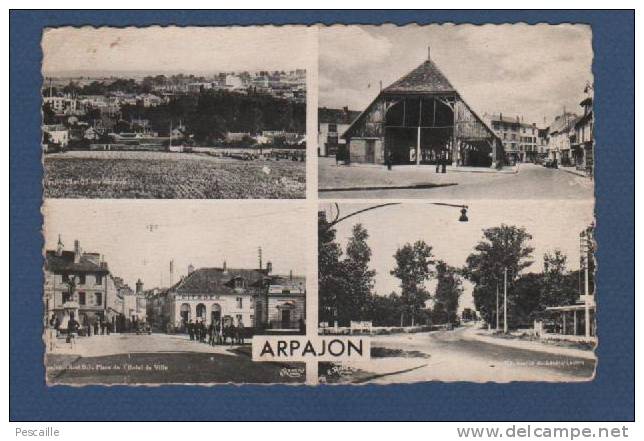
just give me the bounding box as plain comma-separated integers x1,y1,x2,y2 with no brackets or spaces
318,212,593,330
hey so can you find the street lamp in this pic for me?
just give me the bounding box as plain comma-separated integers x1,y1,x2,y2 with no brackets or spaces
322,202,469,230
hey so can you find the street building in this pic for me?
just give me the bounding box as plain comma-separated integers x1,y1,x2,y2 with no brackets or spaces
547,111,579,165
543,225,596,340
44,237,116,330
572,85,594,177
341,50,503,168
318,106,361,157
484,113,540,164
158,261,305,332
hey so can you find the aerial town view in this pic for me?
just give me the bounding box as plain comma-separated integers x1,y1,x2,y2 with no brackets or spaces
41,27,310,199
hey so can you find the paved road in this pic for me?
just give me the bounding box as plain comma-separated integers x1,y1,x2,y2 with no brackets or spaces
342,327,595,383
319,163,594,200
46,333,305,385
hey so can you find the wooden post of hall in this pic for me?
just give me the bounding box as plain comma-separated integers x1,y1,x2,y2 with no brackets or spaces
416,126,421,166
416,99,422,165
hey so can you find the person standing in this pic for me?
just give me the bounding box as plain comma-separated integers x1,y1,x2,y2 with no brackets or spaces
93,320,99,336
67,317,79,349
188,319,194,341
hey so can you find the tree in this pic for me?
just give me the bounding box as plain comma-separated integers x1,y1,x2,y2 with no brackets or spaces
433,261,464,325
541,250,578,308
343,224,376,322
391,241,435,326
510,272,544,327
368,292,404,327
318,211,343,325
463,224,534,327
317,215,376,327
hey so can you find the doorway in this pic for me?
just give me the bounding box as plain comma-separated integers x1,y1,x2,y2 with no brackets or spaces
281,309,291,329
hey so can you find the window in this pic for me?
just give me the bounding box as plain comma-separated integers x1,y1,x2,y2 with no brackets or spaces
79,274,86,285
95,292,102,306
78,292,86,305
236,297,243,309
234,278,245,289
95,273,103,285
236,314,243,325
62,274,69,283
282,289,291,294
328,123,337,133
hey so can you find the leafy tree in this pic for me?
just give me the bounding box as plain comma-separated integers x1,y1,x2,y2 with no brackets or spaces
541,250,578,308
367,292,404,327
343,224,376,322
318,211,343,325
433,261,463,325
463,224,534,327
510,272,544,327
391,241,435,326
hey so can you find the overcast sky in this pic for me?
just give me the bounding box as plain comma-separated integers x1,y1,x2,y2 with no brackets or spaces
42,26,315,75
319,24,593,126
44,201,309,290
323,200,594,311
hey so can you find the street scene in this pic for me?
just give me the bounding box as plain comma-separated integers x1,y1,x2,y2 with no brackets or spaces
318,25,594,199
319,160,593,199
318,200,596,383
43,201,308,385
42,26,311,199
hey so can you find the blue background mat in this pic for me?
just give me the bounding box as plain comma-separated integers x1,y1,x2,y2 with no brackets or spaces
10,10,634,421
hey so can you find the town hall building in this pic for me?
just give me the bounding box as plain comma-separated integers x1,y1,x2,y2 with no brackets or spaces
160,261,305,332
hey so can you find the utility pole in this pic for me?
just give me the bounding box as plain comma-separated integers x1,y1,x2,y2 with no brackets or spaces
495,283,500,330
582,228,591,338
503,267,508,334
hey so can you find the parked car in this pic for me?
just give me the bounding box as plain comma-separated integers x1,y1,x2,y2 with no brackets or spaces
136,322,152,335
543,158,558,168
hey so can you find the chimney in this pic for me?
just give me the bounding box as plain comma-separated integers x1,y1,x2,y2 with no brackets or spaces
223,260,227,273
289,269,293,281
73,240,81,263
188,263,195,274
136,279,143,293
427,45,431,61
266,261,272,274
342,106,348,114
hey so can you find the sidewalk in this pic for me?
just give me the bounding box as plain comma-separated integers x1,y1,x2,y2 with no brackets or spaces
318,157,517,192
463,327,596,360
559,165,592,179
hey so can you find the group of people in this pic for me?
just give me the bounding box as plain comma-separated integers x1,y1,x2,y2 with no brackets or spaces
47,313,113,350
185,318,246,346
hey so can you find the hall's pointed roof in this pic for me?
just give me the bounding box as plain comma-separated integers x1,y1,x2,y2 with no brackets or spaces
383,59,456,95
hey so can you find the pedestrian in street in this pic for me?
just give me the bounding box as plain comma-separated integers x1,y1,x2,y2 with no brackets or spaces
47,314,57,351
188,319,194,341
86,322,91,337
106,321,111,335
195,321,201,342
207,323,214,345
100,320,106,335
67,317,79,349
93,320,99,336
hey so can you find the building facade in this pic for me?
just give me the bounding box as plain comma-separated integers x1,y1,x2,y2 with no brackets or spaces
485,114,540,164
342,52,503,168
572,89,594,176
164,263,305,331
547,112,579,165
318,106,361,157
44,238,115,330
